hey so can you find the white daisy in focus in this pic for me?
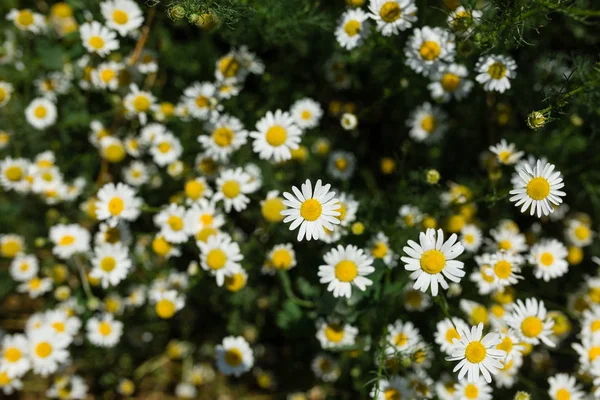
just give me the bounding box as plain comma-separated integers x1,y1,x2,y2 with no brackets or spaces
489,139,524,165
212,168,254,212
100,0,144,36
367,0,418,36
404,26,455,77
123,84,156,125
281,179,341,241
86,313,123,348
475,55,517,93
9,254,39,282
250,110,303,162
509,159,565,218
290,98,323,129
27,326,69,377
489,251,523,289
529,239,568,281
96,182,142,226
505,298,555,347
79,21,119,57
318,244,375,298
446,322,505,383
25,98,57,130
401,228,465,296
406,102,448,143
428,63,473,102
90,243,132,288
49,224,91,259
547,374,584,400
198,233,243,286
215,336,254,377
316,321,358,349
154,204,192,244
199,114,248,161
335,9,370,50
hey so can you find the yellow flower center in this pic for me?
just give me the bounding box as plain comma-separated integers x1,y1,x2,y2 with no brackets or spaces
168,215,184,231
133,95,150,112
59,235,75,246
100,68,116,83
271,249,293,270
185,180,205,200
591,320,600,332
556,389,571,400
371,242,388,259
335,260,358,282
498,240,512,251
589,347,600,362
113,10,129,24
100,256,116,272
34,106,47,118
526,177,550,200
420,115,437,133
35,341,52,358
29,278,42,289
19,263,29,272
88,36,105,50
225,273,246,292
104,143,126,163
420,249,446,274
108,197,125,215
575,225,590,241
464,384,479,399
464,234,474,244
494,260,512,279
97,321,112,336
540,252,554,266
419,41,441,61
405,290,422,308
222,180,241,199
52,321,65,333
158,141,171,154
195,96,208,108
262,198,285,222
521,316,543,338
4,347,21,363
196,227,218,243
206,249,227,270
156,299,176,319
300,198,322,221
301,110,312,120
324,325,344,343
335,157,348,171
0,88,6,103
491,304,505,317
0,371,10,385
218,56,240,78
344,20,361,36
496,336,513,354
498,150,512,164
441,73,460,92
394,332,408,346
5,166,23,181
213,127,234,147
160,102,174,116
568,246,583,265
224,348,243,366
464,341,486,363
379,1,401,22
385,389,401,400
266,125,287,146
445,327,460,344
52,3,73,18
17,10,35,27
152,236,171,256
471,306,488,325
488,62,507,80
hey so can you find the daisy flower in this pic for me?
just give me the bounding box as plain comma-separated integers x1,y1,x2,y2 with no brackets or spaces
150,132,182,167
572,335,600,370
46,375,88,399
318,244,375,298
199,114,248,161
19,276,53,299
49,224,91,259
90,243,132,288
186,199,225,241
25,98,57,130
151,233,182,258
154,204,192,244
100,0,144,36
212,168,254,212
447,6,482,37
489,251,523,288
123,84,156,125
86,313,123,347
0,158,30,193
398,204,423,228
0,81,13,107
311,354,340,383
281,179,341,241
470,257,496,296
327,150,356,181
565,219,593,247
96,182,142,226
0,334,30,378
505,298,555,347
184,177,213,204
489,139,524,165
401,228,465,296
9,254,39,282
183,82,219,120
495,329,525,363
509,159,565,218
27,326,69,377
0,234,24,259
529,239,568,281
370,376,413,400
224,265,248,292
403,286,432,311
266,243,297,273
435,317,469,355
44,309,81,345
341,113,358,130
488,228,528,253
435,375,458,400
6,9,46,33
460,300,489,327
386,320,421,355
446,323,505,383
91,61,123,90
475,55,517,93
215,336,254,377
368,0,418,36
428,63,473,102
406,102,448,143
335,9,370,50
100,136,127,162
460,224,482,253
290,98,324,129
198,233,243,286
152,290,185,319
250,110,303,162
261,191,287,223
580,305,600,339
316,321,358,349
454,378,492,400
123,161,150,187
369,232,398,268
405,26,455,76
79,21,119,57
547,374,583,400
336,192,359,227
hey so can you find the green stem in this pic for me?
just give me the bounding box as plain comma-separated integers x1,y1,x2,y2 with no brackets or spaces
277,270,314,308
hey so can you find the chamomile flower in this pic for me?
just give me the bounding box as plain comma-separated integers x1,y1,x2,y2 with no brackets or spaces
6,9,46,33
266,243,297,273
398,204,423,228
316,321,358,349
335,192,358,227
199,114,248,161
565,219,593,247
49,224,91,259
183,82,219,120
183,177,212,205
290,98,324,129
311,354,340,383
368,0,418,36
186,199,225,240
572,335,600,370
335,9,370,50
90,243,132,288
25,98,57,130
475,55,517,93
86,313,123,347
369,232,398,268
198,233,242,286
386,320,421,355
0,82,13,107
460,225,483,252
91,61,123,90
123,161,150,187
123,84,156,125
435,317,469,354
470,257,496,295
215,336,254,377
212,168,254,212
100,0,144,36
495,329,524,363
488,228,528,253
547,374,583,400
370,376,412,400
44,309,81,345
489,251,523,288
96,182,142,226
318,244,375,298
454,378,492,400
403,286,432,311
447,6,482,37
509,159,565,218
341,113,358,130
46,375,88,399
0,373,22,395
428,64,473,102
505,298,555,347
154,204,192,244
529,239,568,281
405,26,455,76
460,300,490,327
224,264,248,292
580,305,600,339
0,158,31,193
27,326,70,377
9,254,39,282
327,150,356,181
281,179,341,241
0,334,30,378
401,228,465,296
406,102,448,143
490,140,524,165
152,290,185,319
250,110,303,162
216,78,241,100
261,191,287,223
79,21,119,57
446,323,505,383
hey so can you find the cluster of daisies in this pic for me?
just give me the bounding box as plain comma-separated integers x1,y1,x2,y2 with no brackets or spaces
0,1,597,399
